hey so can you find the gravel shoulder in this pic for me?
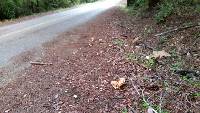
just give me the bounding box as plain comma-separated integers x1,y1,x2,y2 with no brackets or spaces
0,8,134,113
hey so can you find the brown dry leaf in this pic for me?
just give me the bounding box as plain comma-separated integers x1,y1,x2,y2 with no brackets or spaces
111,78,126,89
152,50,171,59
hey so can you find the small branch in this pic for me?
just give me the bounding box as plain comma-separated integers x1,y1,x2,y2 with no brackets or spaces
30,61,53,65
155,23,200,37
159,92,163,113
139,43,154,50
174,70,200,77
130,78,142,96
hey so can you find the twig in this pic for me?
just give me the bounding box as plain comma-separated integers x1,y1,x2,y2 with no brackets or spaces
132,83,141,96
174,70,200,77
155,23,200,37
129,107,136,113
141,89,148,104
30,61,53,65
139,43,154,50
159,92,163,113
111,97,126,99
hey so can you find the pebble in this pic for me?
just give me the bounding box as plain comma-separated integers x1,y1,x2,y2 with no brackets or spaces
55,94,59,99
5,109,10,113
146,56,150,59
73,95,78,98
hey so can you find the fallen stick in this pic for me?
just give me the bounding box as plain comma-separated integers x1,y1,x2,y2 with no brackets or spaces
174,70,200,77
30,61,53,65
155,23,200,37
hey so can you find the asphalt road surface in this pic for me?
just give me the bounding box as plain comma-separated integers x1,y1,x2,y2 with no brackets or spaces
0,0,121,67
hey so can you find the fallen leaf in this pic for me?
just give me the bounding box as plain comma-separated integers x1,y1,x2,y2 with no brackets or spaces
147,106,158,113
111,78,126,89
151,50,171,59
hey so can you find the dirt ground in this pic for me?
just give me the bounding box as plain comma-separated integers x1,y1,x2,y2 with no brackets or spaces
0,6,199,113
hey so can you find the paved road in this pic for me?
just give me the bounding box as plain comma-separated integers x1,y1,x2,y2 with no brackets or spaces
0,0,121,67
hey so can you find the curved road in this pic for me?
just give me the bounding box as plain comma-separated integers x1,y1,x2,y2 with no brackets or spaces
0,0,121,67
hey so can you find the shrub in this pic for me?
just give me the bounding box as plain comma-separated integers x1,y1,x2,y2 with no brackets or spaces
154,1,174,23
0,0,98,20
0,0,16,19
128,0,200,23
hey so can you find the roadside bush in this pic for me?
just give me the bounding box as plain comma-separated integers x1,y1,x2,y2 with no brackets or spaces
0,0,98,20
128,0,200,23
131,0,149,10
154,1,174,23
0,0,16,19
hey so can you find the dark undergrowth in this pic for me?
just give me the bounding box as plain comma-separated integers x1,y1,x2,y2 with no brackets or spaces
126,0,200,23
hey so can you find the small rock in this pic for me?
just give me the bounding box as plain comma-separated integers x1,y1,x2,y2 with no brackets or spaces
89,43,92,47
5,109,10,113
23,94,27,98
187,52,191,57
55,94,59,99
73,95,78,98
99,88,103,91
146,56,150,59
56,82,60,85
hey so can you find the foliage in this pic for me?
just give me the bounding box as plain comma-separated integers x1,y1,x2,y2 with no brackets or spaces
154,1,174,23
0,0,16,19
125,52,138,61
121,108,128,113
181,76,200,87
128,0,149,16
191,92,200,97
170,61,182,71
144,57,156,68
112,38,125,47
134,0,149,9
0,0,98,20
128,0,200,23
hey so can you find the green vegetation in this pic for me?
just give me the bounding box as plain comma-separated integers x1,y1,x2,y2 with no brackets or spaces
181,76,200,87
144,57,156,68
158,36,168,45
0,0,98,20
125,52,138,61
191,92,200,97
141,100,149,109
155,1,174,23
141,100,169,113
121,108,128,113
127,0,200,23
170,61,183,71
112,38,125,47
